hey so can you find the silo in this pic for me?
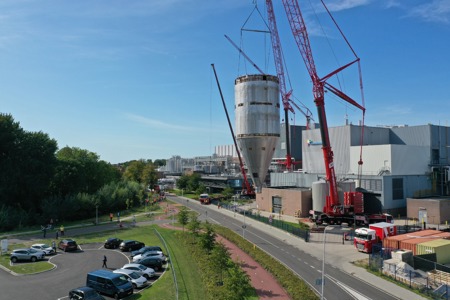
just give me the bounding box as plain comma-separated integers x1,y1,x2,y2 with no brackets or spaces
235,74,280,192
312,180,328,211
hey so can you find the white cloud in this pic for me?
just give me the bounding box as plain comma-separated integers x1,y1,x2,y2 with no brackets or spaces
408,0,450,23
125,113,223,134
324,0,372,12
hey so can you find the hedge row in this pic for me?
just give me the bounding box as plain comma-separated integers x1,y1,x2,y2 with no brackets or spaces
213,226,319,300
176,230,256,300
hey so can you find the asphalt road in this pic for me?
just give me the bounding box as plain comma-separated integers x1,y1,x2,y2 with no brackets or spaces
173,195,402,300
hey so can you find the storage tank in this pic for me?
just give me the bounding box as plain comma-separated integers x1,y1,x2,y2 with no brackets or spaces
312,180,328,211
235,74,280,192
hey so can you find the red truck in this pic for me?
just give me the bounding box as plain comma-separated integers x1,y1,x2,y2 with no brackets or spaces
354,222,397,253
199,194,210,205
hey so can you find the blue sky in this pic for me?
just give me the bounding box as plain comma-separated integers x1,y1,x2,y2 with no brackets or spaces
1,0,449,164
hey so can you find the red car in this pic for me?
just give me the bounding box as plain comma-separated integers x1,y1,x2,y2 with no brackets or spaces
58,239,78,252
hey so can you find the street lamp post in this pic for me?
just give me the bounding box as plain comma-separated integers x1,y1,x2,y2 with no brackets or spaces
321,226,334,300
243,210,246,239
95,205,98,225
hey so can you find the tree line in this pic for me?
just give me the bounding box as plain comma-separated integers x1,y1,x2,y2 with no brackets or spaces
0,113,165,231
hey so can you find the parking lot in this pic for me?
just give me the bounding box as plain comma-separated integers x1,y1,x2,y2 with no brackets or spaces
0,242,164,299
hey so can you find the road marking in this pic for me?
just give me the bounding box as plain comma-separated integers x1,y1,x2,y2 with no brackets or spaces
329,276,372,300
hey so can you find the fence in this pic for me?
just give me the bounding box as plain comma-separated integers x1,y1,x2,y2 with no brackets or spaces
369,249,450,299
218,203,310,242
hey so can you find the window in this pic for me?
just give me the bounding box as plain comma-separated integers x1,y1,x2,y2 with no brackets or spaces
392,178,404,200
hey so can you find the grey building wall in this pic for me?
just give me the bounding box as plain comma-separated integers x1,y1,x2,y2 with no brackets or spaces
273,124,450,216
273,123,306,168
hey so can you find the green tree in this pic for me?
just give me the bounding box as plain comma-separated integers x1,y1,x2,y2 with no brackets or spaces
177,206,189,231
153,159,166,167
210,242,231,286
176,175,189,190
187,212,201,235
52,146,117,196
195,183,207,195
187,173,201,191
142,163,157,189
199,221,216,253
123,160,146,183
223,264,252,299
0,114,57,215
222,187,234,200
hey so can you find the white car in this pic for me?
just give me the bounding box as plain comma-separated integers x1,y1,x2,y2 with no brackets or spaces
132,251,166,263
122,263,155,279
31,243,54,255
113,268,149,289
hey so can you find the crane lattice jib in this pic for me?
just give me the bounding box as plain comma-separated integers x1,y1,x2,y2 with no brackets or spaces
282,0,339,208
266,0,293,112
282,1,319,87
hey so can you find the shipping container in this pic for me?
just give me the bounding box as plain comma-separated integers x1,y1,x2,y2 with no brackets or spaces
399,237,439,255
416,239,450,265
383,234,412,249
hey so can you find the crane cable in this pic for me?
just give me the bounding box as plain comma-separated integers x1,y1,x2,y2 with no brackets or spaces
316,0,367,185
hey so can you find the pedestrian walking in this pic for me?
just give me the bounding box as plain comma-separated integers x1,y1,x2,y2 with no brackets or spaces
52,240,57,253
60,225,65,236
109,212,113,222
56,230,59,240
42,226,47,238
102,255,107,268
49,218,54,230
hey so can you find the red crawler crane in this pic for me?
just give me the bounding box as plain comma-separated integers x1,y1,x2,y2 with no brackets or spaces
280,0,392,225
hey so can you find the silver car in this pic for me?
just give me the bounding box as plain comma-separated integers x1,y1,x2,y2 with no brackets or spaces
31,243,55,255
132,251,167,263
121,263,155,279
10,248,46,263
113,268,149,289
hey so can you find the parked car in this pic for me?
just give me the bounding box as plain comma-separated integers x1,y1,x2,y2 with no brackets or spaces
130,246,162,258
113,268,149,289
87,269,133,299
59,239,78,252
121,263,155,279
135,256,164,271
104,237,123,249
69,286,105,300
10,248,45,263
119,240,145,252
132,251,167,263
31,243,54,255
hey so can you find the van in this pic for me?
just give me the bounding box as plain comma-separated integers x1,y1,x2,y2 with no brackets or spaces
86,269,133,299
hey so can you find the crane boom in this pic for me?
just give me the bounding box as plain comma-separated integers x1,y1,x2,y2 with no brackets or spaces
266,0,314,171
266,0,293,171
281,0,365,212
282,0,338,208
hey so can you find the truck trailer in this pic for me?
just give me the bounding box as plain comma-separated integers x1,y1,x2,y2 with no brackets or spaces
354,222,397,253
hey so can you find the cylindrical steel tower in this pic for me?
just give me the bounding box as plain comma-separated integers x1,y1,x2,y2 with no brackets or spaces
234,74,280,192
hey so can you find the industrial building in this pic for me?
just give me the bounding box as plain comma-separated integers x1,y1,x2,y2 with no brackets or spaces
258,123,450,220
